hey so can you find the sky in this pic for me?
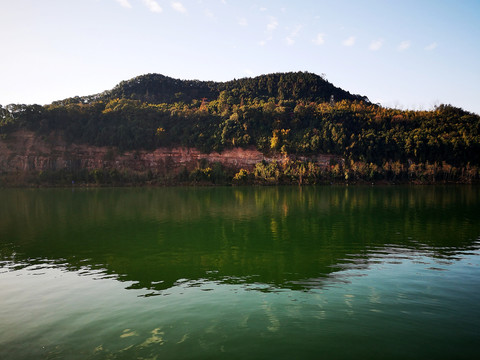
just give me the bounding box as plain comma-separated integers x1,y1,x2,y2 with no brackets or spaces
1,0,479,114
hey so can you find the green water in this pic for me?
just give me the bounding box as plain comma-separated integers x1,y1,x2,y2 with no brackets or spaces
0,186,479,359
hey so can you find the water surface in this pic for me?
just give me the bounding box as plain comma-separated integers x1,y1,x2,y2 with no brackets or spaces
0,186,479,359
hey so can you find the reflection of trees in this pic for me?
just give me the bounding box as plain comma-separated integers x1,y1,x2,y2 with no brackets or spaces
0,186,479,293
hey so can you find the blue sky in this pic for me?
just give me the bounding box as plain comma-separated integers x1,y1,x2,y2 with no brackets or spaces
1,0,479,114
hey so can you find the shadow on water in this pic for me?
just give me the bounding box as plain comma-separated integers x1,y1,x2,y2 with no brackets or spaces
1,185,479,294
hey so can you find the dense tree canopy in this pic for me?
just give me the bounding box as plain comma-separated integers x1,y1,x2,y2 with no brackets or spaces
1,72,479,175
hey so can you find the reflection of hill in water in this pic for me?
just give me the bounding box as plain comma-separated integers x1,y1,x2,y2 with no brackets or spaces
0,186,479,293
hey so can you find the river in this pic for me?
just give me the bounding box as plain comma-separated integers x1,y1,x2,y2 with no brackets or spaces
0,186,479,359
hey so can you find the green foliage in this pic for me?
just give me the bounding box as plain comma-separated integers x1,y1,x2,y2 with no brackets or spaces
254,161,281,183
189,167,212,183
1,72,479,179
232,168,252,185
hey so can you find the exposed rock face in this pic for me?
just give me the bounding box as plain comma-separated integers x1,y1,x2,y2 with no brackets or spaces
0,130,337,177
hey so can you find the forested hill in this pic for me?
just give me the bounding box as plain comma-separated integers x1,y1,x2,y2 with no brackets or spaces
53,72,367,105
1,71,480,178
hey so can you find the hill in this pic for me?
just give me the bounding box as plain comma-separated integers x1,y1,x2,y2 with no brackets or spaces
1,71,479,185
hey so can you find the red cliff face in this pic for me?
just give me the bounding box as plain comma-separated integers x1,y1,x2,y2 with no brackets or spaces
0,130,337,178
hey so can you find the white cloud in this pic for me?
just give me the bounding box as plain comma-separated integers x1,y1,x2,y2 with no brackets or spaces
244,69,254,76
204,9,215,19
238,17,248,26
259,17,278,46
286,37,295,46
313,33,325,45
342,36,355,47
115,0,132,8
397,40,411,51
143,0,162,13
260,7,267,12
425,42,438,51
369,38,384,51
285,25,302,46
171,2,186,13
258,35,272,46
267,16,278,32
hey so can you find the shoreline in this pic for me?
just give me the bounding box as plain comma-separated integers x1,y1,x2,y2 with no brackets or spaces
1,177,478,188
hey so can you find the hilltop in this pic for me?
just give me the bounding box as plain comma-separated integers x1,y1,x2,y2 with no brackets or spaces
53,71,367,106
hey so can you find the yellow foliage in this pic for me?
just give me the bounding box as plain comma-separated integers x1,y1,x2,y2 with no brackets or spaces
270,134,279,149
